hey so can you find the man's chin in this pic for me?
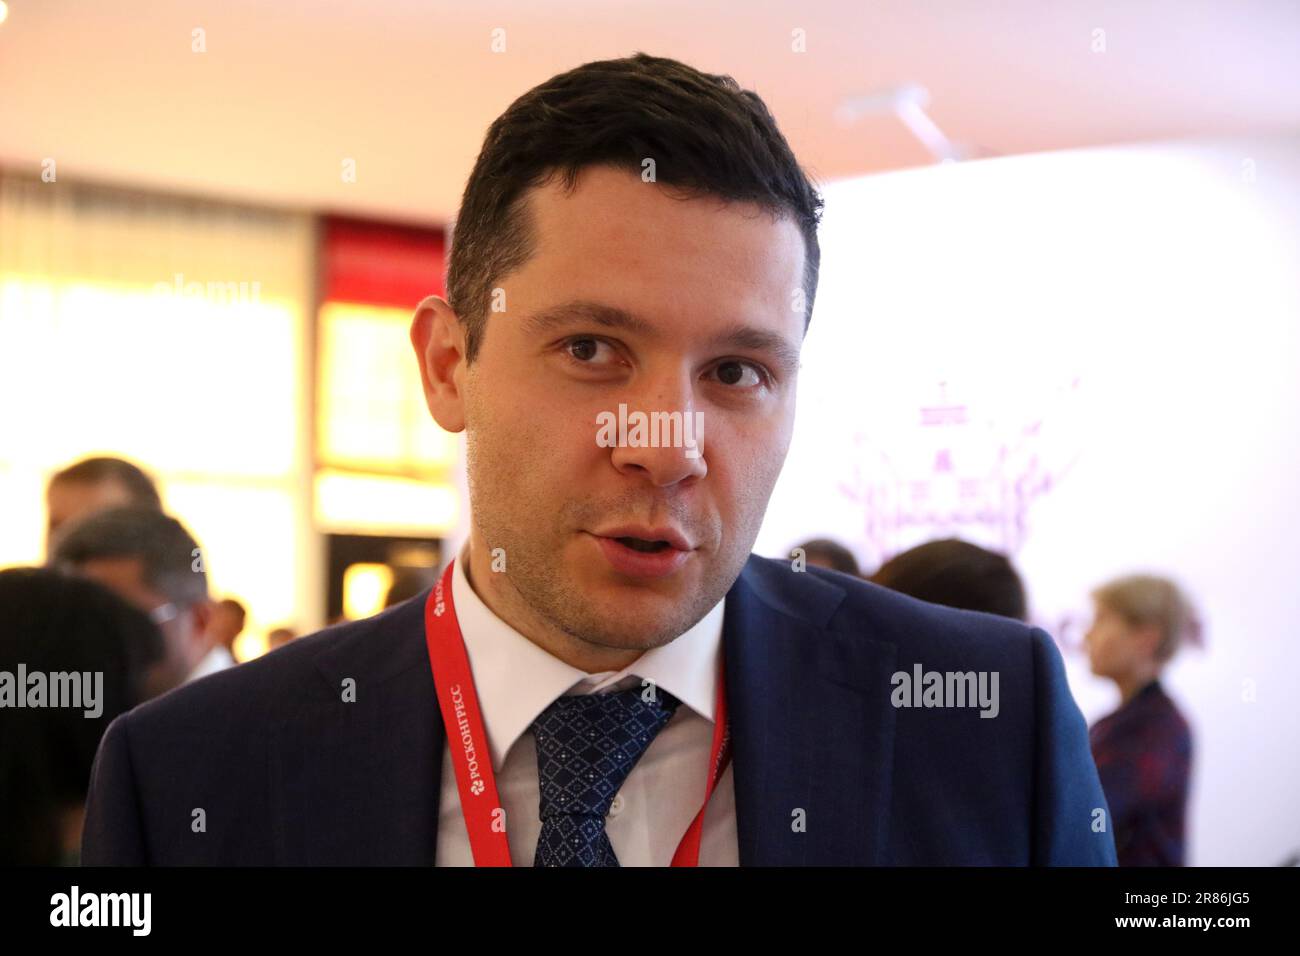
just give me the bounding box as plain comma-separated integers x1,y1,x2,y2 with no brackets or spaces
576,558,702,607
535,533,741,645
562,569,711,645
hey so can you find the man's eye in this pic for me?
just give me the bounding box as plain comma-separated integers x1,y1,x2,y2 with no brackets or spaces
711,360,765,388
565,337,612,363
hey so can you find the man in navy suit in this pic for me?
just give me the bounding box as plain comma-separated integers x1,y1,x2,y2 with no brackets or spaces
82,53,1115,866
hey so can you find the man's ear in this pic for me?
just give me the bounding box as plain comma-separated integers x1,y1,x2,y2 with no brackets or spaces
187,600,215,653
410,295,467,433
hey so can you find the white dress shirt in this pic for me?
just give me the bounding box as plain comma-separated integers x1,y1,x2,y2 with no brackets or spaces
435,544,738,866
186,644,235,683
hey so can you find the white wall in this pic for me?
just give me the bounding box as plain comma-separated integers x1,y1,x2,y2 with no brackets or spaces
756,131,1300,866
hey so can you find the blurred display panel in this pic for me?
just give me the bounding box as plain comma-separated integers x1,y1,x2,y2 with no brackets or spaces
316,301,456,474
342,561,394,620
313,468,456,537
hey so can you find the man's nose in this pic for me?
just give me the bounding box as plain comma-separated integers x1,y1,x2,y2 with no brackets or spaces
605,374,707,487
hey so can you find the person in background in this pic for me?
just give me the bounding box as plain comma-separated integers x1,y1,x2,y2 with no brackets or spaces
266,627,298,652
45,456,161,557
52,506,214,698
1084,573,1198,866
868,537,1028,621
0,567,163,865
205,598,247,666
793,537,861,577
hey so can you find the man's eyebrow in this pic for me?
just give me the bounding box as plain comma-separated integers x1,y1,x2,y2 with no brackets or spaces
521,298,801,376
520,300,658,338
709,324,802,378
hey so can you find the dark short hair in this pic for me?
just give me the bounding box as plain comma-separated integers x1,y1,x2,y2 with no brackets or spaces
0,567,164,864
795,538,861,577
49,456,161,510
447,52,824,363
870,538,1028,622
52,507,208,609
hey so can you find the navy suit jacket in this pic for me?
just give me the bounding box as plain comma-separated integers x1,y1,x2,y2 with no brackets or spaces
81,556,1117,865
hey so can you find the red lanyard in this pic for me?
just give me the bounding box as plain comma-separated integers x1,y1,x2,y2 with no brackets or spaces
423,558,731,866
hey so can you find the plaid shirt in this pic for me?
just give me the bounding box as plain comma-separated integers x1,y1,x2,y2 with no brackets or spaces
1089,680,1193,866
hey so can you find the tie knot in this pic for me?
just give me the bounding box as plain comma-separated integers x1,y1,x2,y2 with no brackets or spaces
529,684,682,821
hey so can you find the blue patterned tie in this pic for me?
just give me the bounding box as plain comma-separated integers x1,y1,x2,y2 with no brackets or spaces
530,684,682,867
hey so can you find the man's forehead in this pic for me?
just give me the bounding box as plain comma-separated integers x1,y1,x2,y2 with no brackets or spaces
514,166,807,337
73,555,160,611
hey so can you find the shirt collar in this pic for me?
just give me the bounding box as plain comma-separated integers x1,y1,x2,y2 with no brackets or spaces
450,542,725,771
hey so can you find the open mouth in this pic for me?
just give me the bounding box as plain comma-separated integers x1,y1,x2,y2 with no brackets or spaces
615,536,673,553
590,530,692,579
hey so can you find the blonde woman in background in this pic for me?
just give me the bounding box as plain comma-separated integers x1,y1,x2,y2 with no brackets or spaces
1084,574,1200,866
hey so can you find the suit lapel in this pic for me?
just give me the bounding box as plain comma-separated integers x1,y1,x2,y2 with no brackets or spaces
725,558,898,865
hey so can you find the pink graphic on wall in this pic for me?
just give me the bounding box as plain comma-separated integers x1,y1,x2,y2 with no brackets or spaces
838,375,1086,570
